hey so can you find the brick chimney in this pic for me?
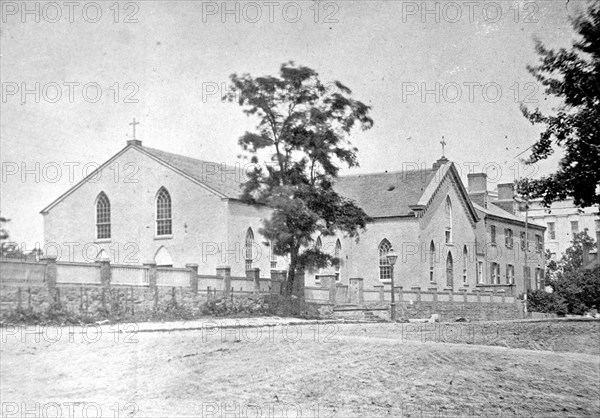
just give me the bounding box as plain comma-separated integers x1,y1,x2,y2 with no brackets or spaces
495,183,516,214
467,173,488,208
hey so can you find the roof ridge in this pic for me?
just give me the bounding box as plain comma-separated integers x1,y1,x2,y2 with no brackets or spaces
142,145,242,170
338,167,437,179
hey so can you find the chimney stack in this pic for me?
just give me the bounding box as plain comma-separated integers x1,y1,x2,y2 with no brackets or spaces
495,183,516,214
467,173,488,208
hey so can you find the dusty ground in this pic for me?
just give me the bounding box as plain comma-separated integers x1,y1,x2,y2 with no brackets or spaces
1,320,598,417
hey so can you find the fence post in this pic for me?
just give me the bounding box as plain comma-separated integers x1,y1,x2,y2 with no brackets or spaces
98,259,111,288
320,275,337,304
186,263,199,294
270,270,285,295
247,267,260,294
44,255,59,305
44,255,58,288
217,266,231,298
411,287,422,302
144,262,157,288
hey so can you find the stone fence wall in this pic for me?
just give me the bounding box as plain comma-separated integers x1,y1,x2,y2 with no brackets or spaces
0,258,284,319
306,274,525,321
0,261,524,322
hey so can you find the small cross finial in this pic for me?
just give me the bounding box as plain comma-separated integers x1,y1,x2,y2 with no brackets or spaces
129,117,140,140
440,136,447,156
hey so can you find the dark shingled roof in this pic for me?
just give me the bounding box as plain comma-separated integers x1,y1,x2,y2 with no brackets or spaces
332,169,439,217
472,202,545,229
140,146,246,198
143,145,443,216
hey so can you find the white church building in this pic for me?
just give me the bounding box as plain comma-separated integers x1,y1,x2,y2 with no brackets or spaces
41,138,545,294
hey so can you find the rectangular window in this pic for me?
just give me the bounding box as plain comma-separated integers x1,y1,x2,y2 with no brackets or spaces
535,268,543,290
571,221,579,234
380,265,392,281
524,266,531,291
477,261,484,284
490,225,496,244
536,235,543,252
547,222,556,240
490,263,500,284
595,220,600,231
505,229,513,248
520,231,526,251
506,264,514,284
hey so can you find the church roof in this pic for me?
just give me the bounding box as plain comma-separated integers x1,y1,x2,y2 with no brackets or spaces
333,169,439,218
40,141,476,223
472,202,545,229
138,146,245,198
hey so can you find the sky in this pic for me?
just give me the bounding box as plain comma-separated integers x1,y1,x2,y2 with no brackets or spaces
0,0,589,246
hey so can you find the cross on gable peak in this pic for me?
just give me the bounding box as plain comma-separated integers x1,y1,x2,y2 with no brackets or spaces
127,117,142,146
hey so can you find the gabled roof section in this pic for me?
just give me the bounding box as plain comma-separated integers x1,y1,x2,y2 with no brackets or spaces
332,168,437,218
416,162,479,223
41,144,246,214
333,162,479,222
138,146,245,198
473,202,546,229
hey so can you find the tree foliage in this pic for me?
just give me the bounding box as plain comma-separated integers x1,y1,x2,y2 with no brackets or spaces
528,230,599,315
224,62,373,296
517,2,600,209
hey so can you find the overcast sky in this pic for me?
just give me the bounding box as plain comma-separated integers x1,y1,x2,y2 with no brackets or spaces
0,0,587,246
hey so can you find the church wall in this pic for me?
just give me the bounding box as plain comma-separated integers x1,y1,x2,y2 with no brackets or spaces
225,201,277,277
326,218,422,290
43,147,228,273
417,173,479,291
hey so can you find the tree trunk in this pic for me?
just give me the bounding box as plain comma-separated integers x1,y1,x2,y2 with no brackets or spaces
284,243,301,296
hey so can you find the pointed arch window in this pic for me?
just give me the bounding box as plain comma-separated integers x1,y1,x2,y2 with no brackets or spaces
334,239,342,281
462,246,468,284
245,228,254,270
429,241,435,282
379,239,393,281
156,188,172,236
445,196,453,244
446,251,454,287
315,236,323,274
96,192,111,239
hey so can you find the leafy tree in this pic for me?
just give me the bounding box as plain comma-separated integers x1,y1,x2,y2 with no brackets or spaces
224,62,373,296
0,215,9,242
530,230,599,315
553,266,600,315
559,230,596,274
517,2,600,209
